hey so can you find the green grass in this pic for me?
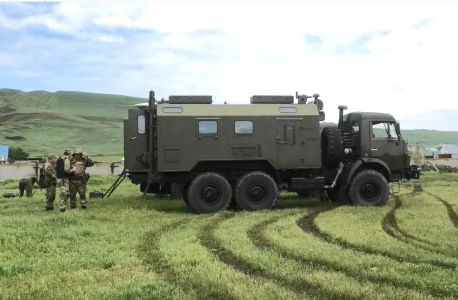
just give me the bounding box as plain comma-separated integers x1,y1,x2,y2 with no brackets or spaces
1,173,458,299
1,88,458,162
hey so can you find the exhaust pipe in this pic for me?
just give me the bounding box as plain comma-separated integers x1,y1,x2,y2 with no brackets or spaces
338,106,348,130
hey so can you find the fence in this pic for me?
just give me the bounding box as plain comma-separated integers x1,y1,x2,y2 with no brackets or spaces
425,158,458,168
0,162,124,182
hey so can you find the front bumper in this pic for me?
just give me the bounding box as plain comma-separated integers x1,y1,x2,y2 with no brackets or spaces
404,165,420,180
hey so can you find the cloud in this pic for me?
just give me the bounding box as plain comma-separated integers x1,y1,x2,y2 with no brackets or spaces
334,31,391,55
412,18,434,29
0,2,458,130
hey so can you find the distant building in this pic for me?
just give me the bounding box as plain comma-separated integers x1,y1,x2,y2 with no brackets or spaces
0,146,8,164
426,144,458,158
439,146,458,159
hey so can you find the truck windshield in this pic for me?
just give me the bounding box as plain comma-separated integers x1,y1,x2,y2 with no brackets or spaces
372,122,398,139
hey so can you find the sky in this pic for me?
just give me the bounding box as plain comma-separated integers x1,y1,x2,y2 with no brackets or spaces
0,2,457,130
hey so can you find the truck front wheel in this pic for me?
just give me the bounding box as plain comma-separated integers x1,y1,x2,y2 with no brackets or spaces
186,173,232,214
348,170,389,207
235,172,278,211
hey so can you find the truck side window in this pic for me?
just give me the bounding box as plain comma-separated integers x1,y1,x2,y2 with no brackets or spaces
199,120,218,135
352,121,360,133
163,107,183,113
235,121,253,134
138,115,145,134
372,122,398,139
279,107,297,113
285,125,295,144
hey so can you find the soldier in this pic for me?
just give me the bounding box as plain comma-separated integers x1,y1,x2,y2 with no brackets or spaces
81,151,94,193
57,149,75,212
18,176,38,198
44,154,58,211
69,149,92,209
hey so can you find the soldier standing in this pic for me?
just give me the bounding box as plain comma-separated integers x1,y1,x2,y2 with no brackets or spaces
69,149,92,209
18,176,38,198
81,151,94,193
57,149,75,212
44,154,58,211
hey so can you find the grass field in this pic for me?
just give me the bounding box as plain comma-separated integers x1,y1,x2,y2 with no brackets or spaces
1,88,458,162
1,172,458,299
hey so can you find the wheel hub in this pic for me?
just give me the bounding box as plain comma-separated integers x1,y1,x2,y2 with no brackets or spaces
201,185,220,204
247,184,267,203
360,182,378,200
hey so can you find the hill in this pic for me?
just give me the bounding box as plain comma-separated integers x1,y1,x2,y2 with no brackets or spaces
0,89,146,161
1,88,457,161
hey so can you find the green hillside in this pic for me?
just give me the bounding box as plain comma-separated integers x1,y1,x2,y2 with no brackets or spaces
0,89,146,161
1,88,457,162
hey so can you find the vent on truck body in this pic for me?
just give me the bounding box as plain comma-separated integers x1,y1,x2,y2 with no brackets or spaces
250,95,294,104
168,95,212,104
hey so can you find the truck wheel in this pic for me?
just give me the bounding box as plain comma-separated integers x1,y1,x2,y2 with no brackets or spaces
186,173,232,214
321,127,343,169
235,172,278,211
170,183,183,199
348,170,389,207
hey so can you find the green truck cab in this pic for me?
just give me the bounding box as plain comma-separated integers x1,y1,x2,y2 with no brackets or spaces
124,91,419,213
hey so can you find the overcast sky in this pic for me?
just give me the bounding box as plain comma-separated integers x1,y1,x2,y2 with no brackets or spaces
1,2,457,130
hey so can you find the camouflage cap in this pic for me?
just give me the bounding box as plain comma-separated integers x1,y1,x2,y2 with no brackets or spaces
47,154,57,160
63,149,72,155
73,148,83,155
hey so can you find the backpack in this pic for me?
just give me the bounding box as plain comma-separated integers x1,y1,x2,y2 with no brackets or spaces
38,166,50,189
56,157,65,179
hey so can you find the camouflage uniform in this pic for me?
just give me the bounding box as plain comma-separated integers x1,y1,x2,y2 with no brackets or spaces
82,151,94,193
69,149,91,209
57,149,73,212
44,154,57,210
19,176,38,197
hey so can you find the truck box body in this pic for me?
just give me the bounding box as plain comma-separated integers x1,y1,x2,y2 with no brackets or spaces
156,103,321,172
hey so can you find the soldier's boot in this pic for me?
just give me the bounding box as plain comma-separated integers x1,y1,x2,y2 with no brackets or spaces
70,196,77,209
59,196,68,212
46,207,54,211
81,195,87,209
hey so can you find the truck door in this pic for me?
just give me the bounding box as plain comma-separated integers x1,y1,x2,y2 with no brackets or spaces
369,121,404,175
277,118,304,168
124,108,149,172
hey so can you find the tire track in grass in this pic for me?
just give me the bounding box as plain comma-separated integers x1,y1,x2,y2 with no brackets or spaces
381,195,457,256
425,191,458,230
198,212,364,300
298,205,458,270
250,211,457,299
139,219,236,300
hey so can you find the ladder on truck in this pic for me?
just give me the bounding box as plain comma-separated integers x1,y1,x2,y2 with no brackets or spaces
103,169,127,198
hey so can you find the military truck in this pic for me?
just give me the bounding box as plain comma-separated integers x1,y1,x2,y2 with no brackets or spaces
123,91,419,213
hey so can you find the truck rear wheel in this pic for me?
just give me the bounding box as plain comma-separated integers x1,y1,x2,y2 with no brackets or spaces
235,172,278,211
321,127,343,169
348,170,389,207
186,173,232,214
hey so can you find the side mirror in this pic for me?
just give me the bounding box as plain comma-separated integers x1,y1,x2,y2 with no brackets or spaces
394,122,400,135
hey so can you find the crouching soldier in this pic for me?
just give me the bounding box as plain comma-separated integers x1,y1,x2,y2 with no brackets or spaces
57,149,75,212
44,154,58,211
18,176,38,198
69,149,90,209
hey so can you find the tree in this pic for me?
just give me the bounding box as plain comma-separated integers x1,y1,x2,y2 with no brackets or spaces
9,147,30,160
